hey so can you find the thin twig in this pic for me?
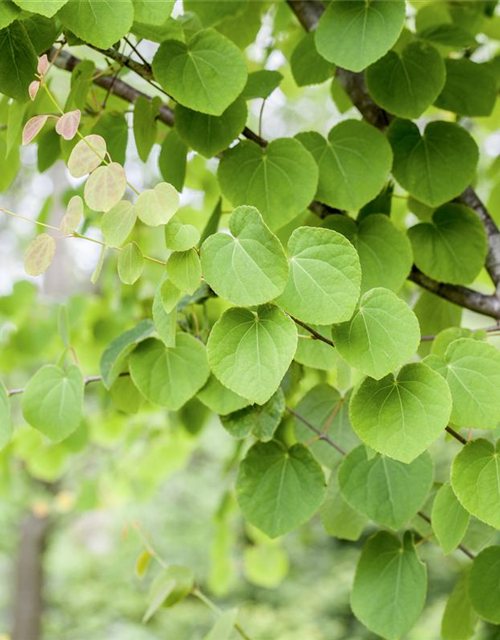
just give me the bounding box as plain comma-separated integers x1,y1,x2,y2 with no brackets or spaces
291,318,335,347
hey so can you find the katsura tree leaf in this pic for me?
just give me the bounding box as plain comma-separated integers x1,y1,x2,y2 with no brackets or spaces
24,233,56,276
315,0,406,72
468,546,500,624
21,364,84,441
158,130,187,192
431,483,469,554
294,385,359,468
451,439,500,529
175,97,247,158
218,138,318,231
320,472,368,541
201,205,288,306
60,195,83,235
431,326,484,358
12,0,67,17
241,70,283,100
339,445,434,529
183,0,247,27
331,287,420,380
22,115,49,146
55,109,81,141
101,200,137,247
132,0,174,25
220,389,284,441
143,565,194,623
0,1,21,29
99,319,154,389
243,542,289,589
435,59,497,117
294,325,337,371
117,242,144,285
110,376,144,415
207,304,297,405
67,134,106,178
0,380,12,450
324,215,412,293
296,121,392,211
441,570,478,640
0,21,38,101
426,338,500,429
408,204,487,285
92,112,128,165
58,0,135,49
350,362,452,463
133,95,158,163
152,28,248,116
129,335,210,410
291,32,335,87
197,375,249,415
388,119,478,207
277,227,361,324
164,220,200,252
351,531,427,640
236,440,325,538
204,608,238,640
84,162,127,212
135,182,180,227
152,280,177,348
366,41,446,118
166,249,201,295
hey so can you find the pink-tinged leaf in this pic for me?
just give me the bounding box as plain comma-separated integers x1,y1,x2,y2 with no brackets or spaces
24,234,56,276
67,134,107,178
60,195,84,235
29,80,40,101
38,54,49,76
22,115,48,145
84,162,127,212
55,109,81,141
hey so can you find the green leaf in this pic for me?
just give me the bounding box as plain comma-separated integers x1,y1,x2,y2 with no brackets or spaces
132,0,173,26
135,182,180,227
158,129,187,192
426,338,500,429
184,0,247,27
294,325,337,371
350,362,452,463
24,233,56,276
167,249,201,295
339,445,434,529
117,242,144,285
133,96,158,163
58,0,134,49
152,28,248,116
101,200,137,247
0,0,20,29
60,195,83,236
175,97,247,158
13,0,67,17
366,41,446,118
220,389,284,441
291,32,335,87
0,380,12,451
143,565,194,623
201,205,288,306
110,376,144,415
320,472,368,541
204,609,238,640
388,119,478,207
451,439,500,529
431,483,469,554
99,319,155,389
468,546,500,624
408,204,487,285
296,121,392,211
0,21,38,101
315,0,406,72
218,138,318,230
435,59,497,117
241,70,283,99
325,214,413,293
165,219,200,252
22,364,84,441
92,113,128,165
236,441,325,538
207,304,297,405
243,542,289,588
197,375,249,415
441,570,478,640
351,531,427,640
67,134,106,178
332,287,420,380
129,335,210,410
152,279,177,348
431,326,483,358
277,226,361,324
294,385,359,468
84,162,127,213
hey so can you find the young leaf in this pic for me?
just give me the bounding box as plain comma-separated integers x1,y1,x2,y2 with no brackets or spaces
201,205,289,306
58,0,134,49
350,362,452,463
207,305,297,405
320,471,368,541
129,336,210,410
431,483,469,554
331,287,420,380
339,446,434,529
84,162,127,212
135,182,180,227
60,195,83,235
24,233,56,276
143,565,194,623
22,115,49,146
117,242,144,285
468,546,500,624
0,380,12,451
166,249,201,295
220,389,285,441
152,28,248,116
55,109,81,141
276,226,361,324
101,201,137,247
21,364,84,441
315,0,406,72
236,441,325,538
152,278,177,348
351,531,427,640
67,134,107,178
164,220,200,252
218,138,318,231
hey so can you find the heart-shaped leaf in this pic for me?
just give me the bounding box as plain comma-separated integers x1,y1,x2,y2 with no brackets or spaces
135,182,180,227
84,162,127,212
67,134,107,178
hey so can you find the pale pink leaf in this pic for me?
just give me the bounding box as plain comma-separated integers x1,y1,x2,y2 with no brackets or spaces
67,134,107,178
84,162,127,212
60,195,84,235
29,80,40,101
55,109,81,141
37,54,49,76
22,115,48,145
24,234,56,276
